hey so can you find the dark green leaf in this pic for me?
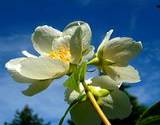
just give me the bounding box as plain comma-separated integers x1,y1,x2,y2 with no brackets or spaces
58,94,85,125
136,115,160,125
140,101,160,119
70,100,101,125
136,101,160,125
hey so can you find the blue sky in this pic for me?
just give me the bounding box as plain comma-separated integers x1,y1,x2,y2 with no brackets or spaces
0,0,160,124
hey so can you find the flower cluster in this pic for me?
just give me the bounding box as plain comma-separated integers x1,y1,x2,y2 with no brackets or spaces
5,21,142,125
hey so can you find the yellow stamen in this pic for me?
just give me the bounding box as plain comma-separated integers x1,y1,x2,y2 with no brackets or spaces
48,47,71,62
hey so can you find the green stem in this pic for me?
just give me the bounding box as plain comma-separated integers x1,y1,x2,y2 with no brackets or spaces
82,83,111,125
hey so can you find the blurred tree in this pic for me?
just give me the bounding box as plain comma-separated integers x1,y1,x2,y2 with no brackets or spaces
4,105,50,125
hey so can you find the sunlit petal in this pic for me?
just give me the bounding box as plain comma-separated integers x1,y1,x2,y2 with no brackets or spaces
97,29,113,55
23,79,52,96
32,25,62,55
103,37,142,66
104,65,141,83
63,21,92,53
91,75,122,90
19,57,69,80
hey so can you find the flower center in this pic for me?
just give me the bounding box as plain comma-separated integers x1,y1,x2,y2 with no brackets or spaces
48,47,71,62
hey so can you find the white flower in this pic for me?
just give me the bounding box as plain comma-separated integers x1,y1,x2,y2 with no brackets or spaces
94,29,142,83
5,21,92,96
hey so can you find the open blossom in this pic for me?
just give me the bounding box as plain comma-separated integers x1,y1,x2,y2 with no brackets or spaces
91,29,142,84
5,21,93,96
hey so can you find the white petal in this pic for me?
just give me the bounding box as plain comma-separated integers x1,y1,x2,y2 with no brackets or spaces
5,58,52,83
23,79,52,96
104,65,141,83
19,57,69,80
82,45,95,62
5,57,26,71
22,50,37,58
6,58,53,96
52,35,70,51
63,21,92,52
69,27,83,64
97,29,113,54
7,70,35,83
103,37,142,66
64,89,80,104
32,25,62,55
91,75,121,90
65,83,85,104
102,89,132,119
6,58,32,83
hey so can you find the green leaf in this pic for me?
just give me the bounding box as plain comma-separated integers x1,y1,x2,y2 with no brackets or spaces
136,101,160,125
70,100,101,125
102,89,132,119
58,94,85,125
136,115,160,125
140,102,160,119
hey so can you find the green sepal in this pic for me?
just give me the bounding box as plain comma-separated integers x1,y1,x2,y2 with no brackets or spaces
79,62,87,82
64,62,87,92
64,69,80,92
67,64,77,75
103,59,115,65
87,57,99,65
88,85,110,97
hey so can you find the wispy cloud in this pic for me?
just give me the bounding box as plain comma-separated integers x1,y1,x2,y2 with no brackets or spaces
130,12,138,32
0,33,69,124
78,0,92,6
128,39,160,105
0,75,69,124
